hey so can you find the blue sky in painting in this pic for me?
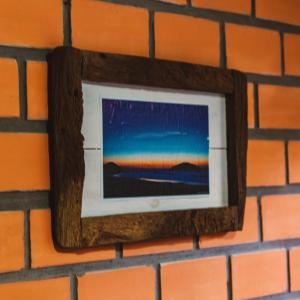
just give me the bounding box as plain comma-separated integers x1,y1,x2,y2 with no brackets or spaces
102,98,209,168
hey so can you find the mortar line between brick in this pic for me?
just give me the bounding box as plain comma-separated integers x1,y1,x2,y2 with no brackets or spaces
253,83,260,129
0,192,49,211
155,264,162,300
220,22,227,69
247,184,300,196
248,129,300,140
24,209,31,269
193,234,200,250
251,0,256,18
149,10,155,59
286,249,291,293
0,119,47,133
63,0,72,46
247,73,300,87
257,194,264,242
280,32,285,76
17,59,27,120
115,243,123,259
227,256,233,300
70,274,78,300
284,140,290,185
0,46,50,60
250,291,300,300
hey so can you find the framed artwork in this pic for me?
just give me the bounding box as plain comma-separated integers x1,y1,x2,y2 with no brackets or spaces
47,46,247,250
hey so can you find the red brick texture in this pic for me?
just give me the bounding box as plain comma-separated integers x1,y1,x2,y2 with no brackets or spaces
0,59,19,117
288,141,300,184
262,194,300,241
0,278,70,300
27,62,48,120
259,85,300,129
247,140,285,187
72,0,149,57
0,211,24,273
226,24,281,75
155,13,220,65
0,133,49,191
0,0,63,47
231,250,287,299
161,257,227,300
78,267,156,300
0,0,299,299
256,0,300,26
289,247,300,291
192,0,251,14
284,33,300,76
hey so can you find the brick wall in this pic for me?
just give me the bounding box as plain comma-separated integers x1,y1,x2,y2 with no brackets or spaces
0,0,300,299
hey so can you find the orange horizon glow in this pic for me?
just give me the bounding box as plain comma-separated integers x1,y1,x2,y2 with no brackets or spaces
103,154,208,169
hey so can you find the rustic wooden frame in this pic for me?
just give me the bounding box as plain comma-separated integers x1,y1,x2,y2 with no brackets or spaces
47,46,247,250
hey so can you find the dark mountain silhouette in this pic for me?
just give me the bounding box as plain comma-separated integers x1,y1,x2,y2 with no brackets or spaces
170,162,203,172
104,162,122,175
103,162,209,198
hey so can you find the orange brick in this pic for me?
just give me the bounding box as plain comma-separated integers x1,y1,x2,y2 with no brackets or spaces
161,256,227,300
259,85,300,129
248,82,255,128
289,141,300,183
78,266,155,300
0,211,24,273
72,0,148,57
290,247,300,291
232,249,287,299
0,0,62,47
226,24,281,75
284,33,300,76
200,197,259,248
247,140,285,187
262,194,300,241
0,133,49,191
27,62,48,120
155,13,219,66
30,210,115,267
192,0,251,14
160,0,187,4
0,277,69,300
0,58,19,117
123,237,193,257
256,0,300,26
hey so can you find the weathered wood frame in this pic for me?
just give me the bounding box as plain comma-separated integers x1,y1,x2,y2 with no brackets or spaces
47,46,247,250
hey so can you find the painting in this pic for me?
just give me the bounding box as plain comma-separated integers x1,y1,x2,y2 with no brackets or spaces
102,99,209,198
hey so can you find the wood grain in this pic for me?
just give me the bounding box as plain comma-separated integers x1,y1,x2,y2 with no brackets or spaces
47,46,247,249
227,70,248,228
81,207,239,246
47,47,84,249
82,51,234,94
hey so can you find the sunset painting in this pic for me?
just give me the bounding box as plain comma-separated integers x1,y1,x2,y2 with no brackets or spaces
102,98,209,198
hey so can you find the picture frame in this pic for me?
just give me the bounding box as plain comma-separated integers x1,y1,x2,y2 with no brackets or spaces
47,46,247,250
